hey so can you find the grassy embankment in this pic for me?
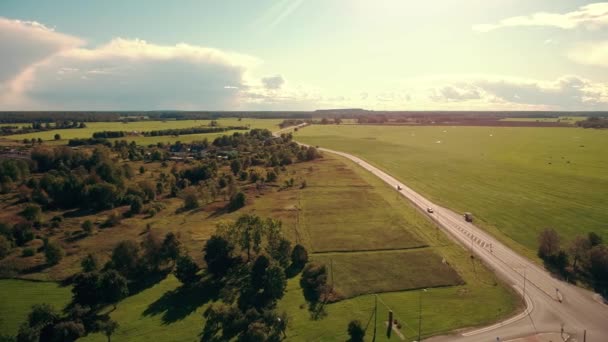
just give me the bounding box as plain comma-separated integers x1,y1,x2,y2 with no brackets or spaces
296,124,608,261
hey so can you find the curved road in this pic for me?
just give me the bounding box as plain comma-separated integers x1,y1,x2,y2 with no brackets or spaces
275,124,608,341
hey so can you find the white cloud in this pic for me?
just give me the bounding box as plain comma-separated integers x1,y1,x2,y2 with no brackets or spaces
569,41,608,67
473,2,608,32
261,75,285,90
0,17,83,106
425,75,607,110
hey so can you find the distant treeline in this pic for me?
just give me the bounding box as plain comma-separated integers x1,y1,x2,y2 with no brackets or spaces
91,126,249,139
0,121,86,136
0,112,120,123
576,117,608,129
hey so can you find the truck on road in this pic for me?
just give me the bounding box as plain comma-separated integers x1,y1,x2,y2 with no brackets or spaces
464,212,473,222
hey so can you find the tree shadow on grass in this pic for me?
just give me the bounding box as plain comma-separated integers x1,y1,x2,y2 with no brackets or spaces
143,277,222,324
128,268,172,297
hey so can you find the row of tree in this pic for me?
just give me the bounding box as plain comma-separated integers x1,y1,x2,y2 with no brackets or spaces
538,229,608,294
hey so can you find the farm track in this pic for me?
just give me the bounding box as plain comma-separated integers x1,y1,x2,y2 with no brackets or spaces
275,124,608,341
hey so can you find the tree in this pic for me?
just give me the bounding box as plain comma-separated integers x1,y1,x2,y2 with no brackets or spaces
129,196,143,214
111,240,140,277
230,159,241,176
228,192,246,211
72,272,101,306
589,232,603,247
588,245,608,289
0,235,11,259
20,205,42,223
99,270,129,307
347,320,365,342
262,264,287,303
81,220,94,234
300,262,328,303
45,241,63,266
267,237,292,268
204,235,233,277
81,253,99,272
183,191,199,210
174,254,200,285
161,232,181,263
569,235,591,270
538,228,560,259
139,166,145,174
251,255,270,290
51,321,85,342
141,229,163,270
99,319,119,342
291,244,308,268
54,133,61,140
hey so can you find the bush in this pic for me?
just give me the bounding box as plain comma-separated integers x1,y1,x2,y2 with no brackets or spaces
81,220,93,234
347,320,365,342
183,192,199,210
45,241,63,265
228,192,246,211
22,247,35,257
20,204,42,222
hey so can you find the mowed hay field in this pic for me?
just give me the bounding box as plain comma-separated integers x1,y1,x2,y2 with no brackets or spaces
5,118,282,144
0,279,71,336
296,125,608,259
2,153,519,341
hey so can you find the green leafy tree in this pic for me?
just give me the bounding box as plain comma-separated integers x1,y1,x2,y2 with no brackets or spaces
99,270,129,308
230,159,241,175
54,133,61,140
111,240,140,277
174,254,200,285
204,235,233,277
291,244,309,268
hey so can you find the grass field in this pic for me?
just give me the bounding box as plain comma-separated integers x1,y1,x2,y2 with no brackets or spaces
313,250,463,299
1,153,518,341
296,125,608,259
0,279,72,336
5,118,281,144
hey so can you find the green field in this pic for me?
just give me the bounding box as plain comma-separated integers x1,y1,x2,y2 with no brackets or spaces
5,118,281,144
312,250,463,299
296,125,608,259
0,279,72,336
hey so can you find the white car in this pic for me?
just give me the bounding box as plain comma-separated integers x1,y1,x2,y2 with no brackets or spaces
427,207,434,213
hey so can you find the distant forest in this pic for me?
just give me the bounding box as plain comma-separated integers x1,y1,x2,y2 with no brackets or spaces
1,110,607,123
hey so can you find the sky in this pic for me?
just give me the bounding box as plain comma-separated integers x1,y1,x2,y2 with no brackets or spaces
1,0,608,111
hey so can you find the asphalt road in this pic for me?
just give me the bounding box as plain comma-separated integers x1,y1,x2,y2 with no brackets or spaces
275,124,608,341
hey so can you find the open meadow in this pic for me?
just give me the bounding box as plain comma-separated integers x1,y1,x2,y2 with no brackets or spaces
296,124,608,259
0,152,518,340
